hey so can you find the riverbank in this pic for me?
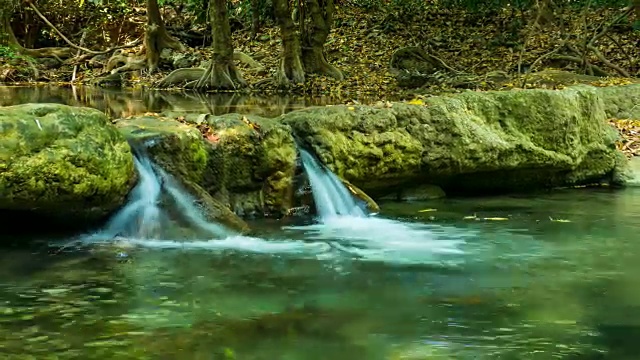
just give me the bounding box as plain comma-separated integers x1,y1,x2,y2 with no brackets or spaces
1,3,639,98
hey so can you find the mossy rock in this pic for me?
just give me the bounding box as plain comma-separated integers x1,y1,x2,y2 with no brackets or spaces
285,86,625,195
593,84,640,119
116,113,298,219
0,103,135,224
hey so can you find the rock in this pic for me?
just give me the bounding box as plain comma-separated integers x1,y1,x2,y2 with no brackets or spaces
115,113,297,220
595,84,640,119
627,157,640,187
0,103,135,225
286,85,624,195
379,184,446,201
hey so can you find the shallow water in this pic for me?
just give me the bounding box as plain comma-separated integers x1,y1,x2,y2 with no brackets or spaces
2,188,640,359
0,85,367,118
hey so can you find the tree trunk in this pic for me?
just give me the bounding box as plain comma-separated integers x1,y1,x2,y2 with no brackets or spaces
250,0,260,37
300,0,343,80
195,0,246,90
145,0,185,72
1,12,19,48
273,0,305,86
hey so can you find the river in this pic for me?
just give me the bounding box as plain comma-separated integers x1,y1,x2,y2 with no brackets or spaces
1,86,640,359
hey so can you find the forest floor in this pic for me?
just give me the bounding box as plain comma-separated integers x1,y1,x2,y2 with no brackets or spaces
1,4,639,155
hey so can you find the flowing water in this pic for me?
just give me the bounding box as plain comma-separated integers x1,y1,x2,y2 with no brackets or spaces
2,186,640,359
3,87,640,359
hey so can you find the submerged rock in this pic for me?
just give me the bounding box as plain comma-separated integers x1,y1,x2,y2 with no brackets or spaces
0,103,135,226
286,85,625,195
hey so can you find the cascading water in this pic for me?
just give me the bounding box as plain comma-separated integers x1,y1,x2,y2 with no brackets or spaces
88,150,232,241
298,148,366,221
290,147,467,264
78,150,328,256
99,154,164,239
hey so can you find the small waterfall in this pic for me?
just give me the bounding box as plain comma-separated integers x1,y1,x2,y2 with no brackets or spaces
298,148,366,221
90,151,232,241
100,154,164,239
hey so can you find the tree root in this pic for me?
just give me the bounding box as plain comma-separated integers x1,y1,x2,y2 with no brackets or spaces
156,68,205,87
155,52,261,89
233,51,265,71
106,53,146,75
192,61,247,91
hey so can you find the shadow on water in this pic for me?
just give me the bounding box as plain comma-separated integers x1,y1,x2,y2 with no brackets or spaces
0,85,384,118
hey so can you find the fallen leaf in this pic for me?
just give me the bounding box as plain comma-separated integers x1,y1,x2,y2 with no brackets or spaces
418,208,437,212
483,217,509,221
549,217,571,223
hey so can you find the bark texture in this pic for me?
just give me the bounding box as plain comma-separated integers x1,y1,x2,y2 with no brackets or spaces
300,0,343,80
273,0,305,86
145,0,185,72
196,0,246,90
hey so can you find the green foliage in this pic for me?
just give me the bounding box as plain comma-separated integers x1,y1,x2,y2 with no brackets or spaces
0,45,17,59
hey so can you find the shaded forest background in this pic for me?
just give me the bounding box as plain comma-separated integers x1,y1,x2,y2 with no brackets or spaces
0,0,639,95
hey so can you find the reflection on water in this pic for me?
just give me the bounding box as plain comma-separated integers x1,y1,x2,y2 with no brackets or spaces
1,188,640,358
0,85,380,118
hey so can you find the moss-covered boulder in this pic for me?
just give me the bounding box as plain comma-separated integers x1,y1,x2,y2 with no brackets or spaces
595,84,640,119
286,85,624,195
0,103,135,224
116,113,297,220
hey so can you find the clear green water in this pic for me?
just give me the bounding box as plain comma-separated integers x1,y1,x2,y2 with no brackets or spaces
2,187,640,359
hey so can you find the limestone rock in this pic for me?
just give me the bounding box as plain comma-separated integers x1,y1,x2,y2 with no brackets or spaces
0,103,135,223
286,85,623,195
116,113,297,220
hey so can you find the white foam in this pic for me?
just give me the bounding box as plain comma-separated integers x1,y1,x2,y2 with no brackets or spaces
112,235,332,255
283,215,471,264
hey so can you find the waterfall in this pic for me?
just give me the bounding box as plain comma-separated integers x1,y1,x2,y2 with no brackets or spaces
90,151,233,241
298,148,366,221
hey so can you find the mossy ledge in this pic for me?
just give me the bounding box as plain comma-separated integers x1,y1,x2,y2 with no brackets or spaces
1,84,634,228
117,85,634,217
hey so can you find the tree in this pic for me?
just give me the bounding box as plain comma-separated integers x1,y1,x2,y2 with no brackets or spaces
299,0,342,80
273,0,342,87
194,0,246,90
145,0,185,73
273,0,305,85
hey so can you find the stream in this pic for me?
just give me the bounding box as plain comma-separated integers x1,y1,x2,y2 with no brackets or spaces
2,87,640,359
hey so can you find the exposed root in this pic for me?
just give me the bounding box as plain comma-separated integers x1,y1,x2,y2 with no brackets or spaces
106,53,146,74
233,51,264,70
193,61,247,91
156,68,205,88
302,47,344,80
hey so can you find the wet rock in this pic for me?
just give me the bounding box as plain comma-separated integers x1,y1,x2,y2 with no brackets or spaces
286,85,626,195
116,113,297,219
627,157,640,187
0,103,136,226
379,184,446,201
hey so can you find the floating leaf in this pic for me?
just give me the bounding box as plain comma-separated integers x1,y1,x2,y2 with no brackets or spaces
418,208,437,213
463,214,477,220
549,217,571,223
483,217,509,221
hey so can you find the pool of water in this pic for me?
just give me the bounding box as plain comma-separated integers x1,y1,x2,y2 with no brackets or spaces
2,187,640,359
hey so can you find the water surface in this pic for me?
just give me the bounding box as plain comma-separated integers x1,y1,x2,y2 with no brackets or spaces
2,188,640,359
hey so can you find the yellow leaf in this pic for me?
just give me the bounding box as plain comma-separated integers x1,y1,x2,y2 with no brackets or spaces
408,99,424,105
463,214,477,220
483,217,509,221
418,208,437,213
347,106,355,111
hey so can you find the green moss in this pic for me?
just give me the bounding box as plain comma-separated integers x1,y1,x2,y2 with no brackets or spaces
0,103,135,221
285,86,627,194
